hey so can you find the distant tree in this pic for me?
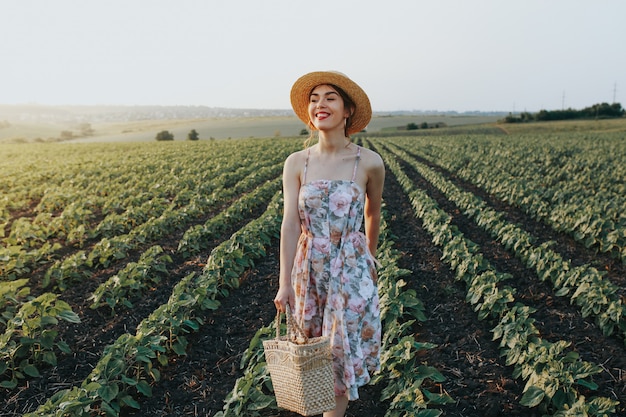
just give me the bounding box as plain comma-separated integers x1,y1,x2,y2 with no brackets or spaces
505,102,624,123
520,112,534,122
587,102,625,118
187,129,199,141
156,130,174,141
420,122,429,129
60,130,74,140
406,122,418,130
79,123,94,136
300,128,309,135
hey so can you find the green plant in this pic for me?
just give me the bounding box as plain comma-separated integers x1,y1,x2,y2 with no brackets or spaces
89,245,172,312
0,279,30,328
43,251,90,290
0,293,80,389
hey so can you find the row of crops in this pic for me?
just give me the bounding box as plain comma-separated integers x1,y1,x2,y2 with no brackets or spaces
1,128,625,416
372,138,623,415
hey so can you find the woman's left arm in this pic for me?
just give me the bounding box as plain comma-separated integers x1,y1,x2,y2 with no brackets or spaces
364,152,385,256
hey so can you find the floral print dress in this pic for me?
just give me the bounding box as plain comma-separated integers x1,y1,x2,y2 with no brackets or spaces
292,146,381,400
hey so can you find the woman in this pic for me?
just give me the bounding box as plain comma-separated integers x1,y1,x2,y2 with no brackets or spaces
274,71,385,417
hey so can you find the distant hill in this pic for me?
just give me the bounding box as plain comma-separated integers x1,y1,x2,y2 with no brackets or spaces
0,104,507,124
0,104,293,123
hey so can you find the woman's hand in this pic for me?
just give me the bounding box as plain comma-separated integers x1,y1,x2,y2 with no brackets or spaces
273,286,295,313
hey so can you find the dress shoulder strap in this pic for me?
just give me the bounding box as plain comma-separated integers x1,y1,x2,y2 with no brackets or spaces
351,146,361,182
303,148,311,183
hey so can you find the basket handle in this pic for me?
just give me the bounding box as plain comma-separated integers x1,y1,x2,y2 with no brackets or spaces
275,304,309,344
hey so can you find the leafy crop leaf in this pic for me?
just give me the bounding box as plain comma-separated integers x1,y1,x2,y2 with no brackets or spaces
57,310,81,323
22,364,41,377
100,400,119,417
98,382,120,403
136,380,152,397
121,375,137,386
0,379,18,389
520,385,545,407
575,378,598,390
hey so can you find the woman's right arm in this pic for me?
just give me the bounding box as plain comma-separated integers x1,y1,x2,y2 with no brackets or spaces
274,152,302,312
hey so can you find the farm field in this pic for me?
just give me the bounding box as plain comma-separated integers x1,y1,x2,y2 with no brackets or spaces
1,119,625,416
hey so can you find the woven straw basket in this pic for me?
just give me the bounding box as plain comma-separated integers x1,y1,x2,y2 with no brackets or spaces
263,306,336,416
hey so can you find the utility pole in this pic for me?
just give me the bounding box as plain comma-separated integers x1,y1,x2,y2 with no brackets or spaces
562,91,565,110
613,83,617,103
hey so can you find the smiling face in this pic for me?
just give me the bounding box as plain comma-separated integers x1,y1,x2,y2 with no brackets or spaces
308,84,352,135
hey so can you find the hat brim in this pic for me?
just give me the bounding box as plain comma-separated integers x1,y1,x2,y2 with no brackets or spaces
290,71,371,135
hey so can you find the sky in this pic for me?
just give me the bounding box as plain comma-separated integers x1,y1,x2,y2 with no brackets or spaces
1,0,625,113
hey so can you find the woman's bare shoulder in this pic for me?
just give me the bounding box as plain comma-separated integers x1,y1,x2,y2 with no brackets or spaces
359,147,384,169
284,148,307,164
283,148,309,176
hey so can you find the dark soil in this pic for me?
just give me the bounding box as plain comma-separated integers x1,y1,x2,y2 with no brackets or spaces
1,144,625,417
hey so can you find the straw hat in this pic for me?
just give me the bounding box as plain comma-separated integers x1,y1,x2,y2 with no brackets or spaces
290,71,371,135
